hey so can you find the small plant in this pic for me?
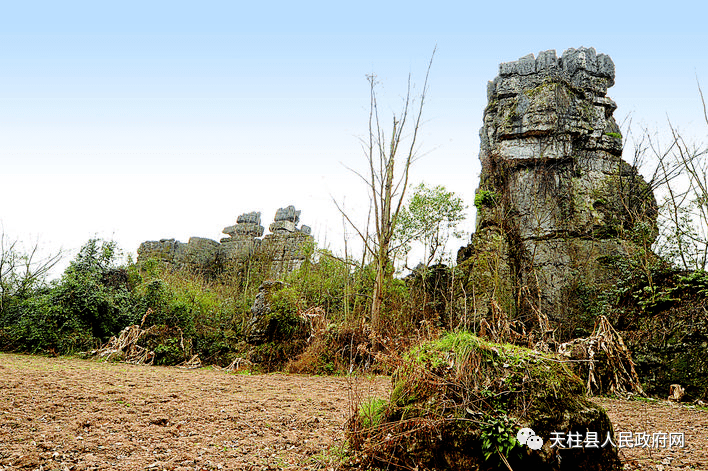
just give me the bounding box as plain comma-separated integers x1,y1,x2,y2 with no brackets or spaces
604,131,622,139
479,413,521,462
474,190,498,209
678,270,708,296
358,397,388,429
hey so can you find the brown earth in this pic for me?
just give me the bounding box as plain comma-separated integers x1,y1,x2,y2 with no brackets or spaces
594,398,708,471
1,353,706,471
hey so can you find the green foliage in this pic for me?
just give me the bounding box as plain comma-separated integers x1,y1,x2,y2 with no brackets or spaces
131,260,249,365
604,132,622,139
395,183,467,267
678,270,708,296
473,189,498,209
408,330,481,367
592,260,708,398
359,397,388,429
2,239,136,354
54,239,137,340
283,249,351,319
479,413,520,462
150,336,187,366
267,286,303,339
8,291,93,353
587,255,708,318
0,238,252,362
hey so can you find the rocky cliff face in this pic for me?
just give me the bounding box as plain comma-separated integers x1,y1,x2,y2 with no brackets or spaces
138,205,313,278
459,47,658,325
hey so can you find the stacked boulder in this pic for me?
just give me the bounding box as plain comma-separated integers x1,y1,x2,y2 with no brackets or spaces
261,205,312,275
222,211,265,239
458,47,658,323
220,211,265,264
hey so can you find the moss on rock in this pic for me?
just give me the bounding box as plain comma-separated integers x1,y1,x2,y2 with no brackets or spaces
347,332,621,470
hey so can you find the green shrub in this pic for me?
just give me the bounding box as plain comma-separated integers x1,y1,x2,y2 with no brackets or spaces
54,239,138,340
479,413,521,463
130,261,253,363
267,286,304,340
1,239,138,354
474,190,498,209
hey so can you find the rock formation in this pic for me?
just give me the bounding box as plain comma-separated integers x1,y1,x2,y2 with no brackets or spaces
347,332,622,470
261,206,312,276
137,205,313,278
243,280,285,345
458,47,658,324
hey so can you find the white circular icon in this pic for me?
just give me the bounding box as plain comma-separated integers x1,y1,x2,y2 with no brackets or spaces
517,427,535,445
527,435,544,450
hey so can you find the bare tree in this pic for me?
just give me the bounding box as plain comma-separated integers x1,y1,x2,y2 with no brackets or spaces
0,229,62,313
630,83,708,271
336,49,435,331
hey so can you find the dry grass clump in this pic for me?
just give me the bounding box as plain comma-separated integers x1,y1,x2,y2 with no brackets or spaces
93,309,193,366
559,315,645,397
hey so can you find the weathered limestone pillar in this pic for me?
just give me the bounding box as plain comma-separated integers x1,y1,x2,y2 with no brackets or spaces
459,47,657,325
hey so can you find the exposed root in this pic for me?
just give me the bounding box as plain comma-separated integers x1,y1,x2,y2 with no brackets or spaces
223,357,253,373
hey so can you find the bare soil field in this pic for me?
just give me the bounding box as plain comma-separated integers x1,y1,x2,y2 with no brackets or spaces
1,353,706,471
594,397,708,471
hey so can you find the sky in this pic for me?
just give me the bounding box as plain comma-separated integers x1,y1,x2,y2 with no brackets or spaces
1,1,707,276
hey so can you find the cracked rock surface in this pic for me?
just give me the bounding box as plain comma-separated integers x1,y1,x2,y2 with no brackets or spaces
459,47,658,322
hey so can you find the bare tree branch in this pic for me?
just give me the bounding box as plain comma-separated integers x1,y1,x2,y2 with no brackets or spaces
335,48,436,330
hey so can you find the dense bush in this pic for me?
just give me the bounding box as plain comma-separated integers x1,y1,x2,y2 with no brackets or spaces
0,238,252,360
5,232,702,406
55,240,137,340
1,239,136,353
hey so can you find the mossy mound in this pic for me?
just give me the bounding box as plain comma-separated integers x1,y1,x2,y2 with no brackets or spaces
346,332,621,470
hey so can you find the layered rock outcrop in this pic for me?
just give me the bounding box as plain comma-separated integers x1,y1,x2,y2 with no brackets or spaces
137,205,313,278
458,47,658,324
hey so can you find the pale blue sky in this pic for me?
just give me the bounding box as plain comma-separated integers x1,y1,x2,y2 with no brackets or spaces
1,1,707,272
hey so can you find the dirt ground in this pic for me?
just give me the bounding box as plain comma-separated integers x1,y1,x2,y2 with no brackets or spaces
1,354,707,471
594,397,708,471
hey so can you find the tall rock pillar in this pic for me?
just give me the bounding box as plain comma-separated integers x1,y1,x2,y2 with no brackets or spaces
459,47,658,328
